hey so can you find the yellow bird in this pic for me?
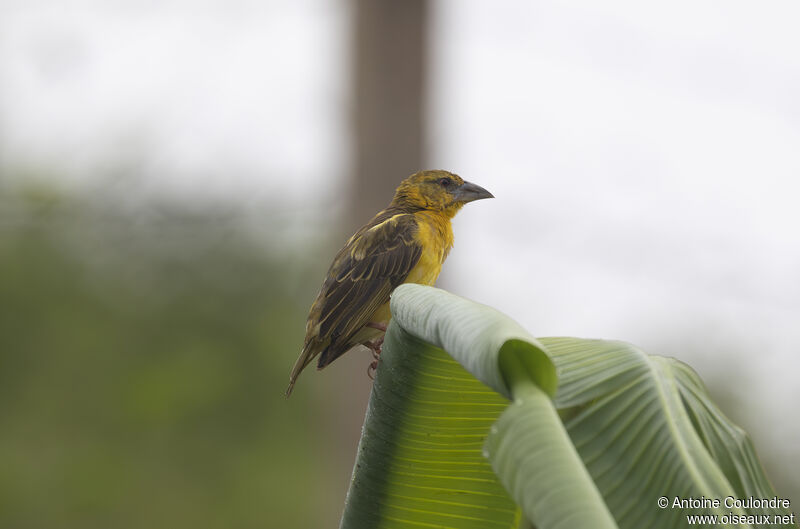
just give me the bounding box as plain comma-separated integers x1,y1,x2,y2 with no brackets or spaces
286,170,493,396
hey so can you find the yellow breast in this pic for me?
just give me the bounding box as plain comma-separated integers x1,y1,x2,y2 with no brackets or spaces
404,210,454,286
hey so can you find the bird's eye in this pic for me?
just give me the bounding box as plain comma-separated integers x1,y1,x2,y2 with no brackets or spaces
438,178,452,187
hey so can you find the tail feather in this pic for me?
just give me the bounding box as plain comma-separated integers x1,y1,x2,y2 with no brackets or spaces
286,340,321,397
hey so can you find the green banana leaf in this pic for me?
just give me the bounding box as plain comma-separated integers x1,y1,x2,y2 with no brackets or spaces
339,285,794,529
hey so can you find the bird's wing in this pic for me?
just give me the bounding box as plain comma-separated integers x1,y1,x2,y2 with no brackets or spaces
288,212,421,391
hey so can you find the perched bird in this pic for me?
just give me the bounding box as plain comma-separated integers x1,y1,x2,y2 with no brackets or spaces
286,170,493,396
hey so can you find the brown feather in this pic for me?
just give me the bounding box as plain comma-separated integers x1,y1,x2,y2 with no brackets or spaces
286,207,421,395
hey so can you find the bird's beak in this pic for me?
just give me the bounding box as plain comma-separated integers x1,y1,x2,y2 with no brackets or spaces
453,181,494,203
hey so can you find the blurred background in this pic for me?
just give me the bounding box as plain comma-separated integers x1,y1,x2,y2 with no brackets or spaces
1,0,798,527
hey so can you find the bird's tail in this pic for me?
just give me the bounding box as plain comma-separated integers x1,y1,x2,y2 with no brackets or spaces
285,342,317,398
285,379,298,398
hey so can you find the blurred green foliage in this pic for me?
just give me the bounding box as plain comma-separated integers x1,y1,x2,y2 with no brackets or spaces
0,187,342,528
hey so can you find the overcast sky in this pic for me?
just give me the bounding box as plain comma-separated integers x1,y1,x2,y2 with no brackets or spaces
430,1,800,463
2,0,798,461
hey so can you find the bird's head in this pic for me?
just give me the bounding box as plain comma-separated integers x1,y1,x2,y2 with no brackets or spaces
391,170,493,217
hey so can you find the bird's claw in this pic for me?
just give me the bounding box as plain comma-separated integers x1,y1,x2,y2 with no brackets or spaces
367,358,378,380
365,335,385,379
365,336,384,358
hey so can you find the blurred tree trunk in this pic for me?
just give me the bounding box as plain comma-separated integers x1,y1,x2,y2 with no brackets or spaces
350,0,428,230
330,0,430,511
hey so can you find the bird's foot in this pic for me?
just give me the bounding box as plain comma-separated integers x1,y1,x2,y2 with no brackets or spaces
365,336,385,379
366,321,388,332
367,358,378,380
365,336,384,359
